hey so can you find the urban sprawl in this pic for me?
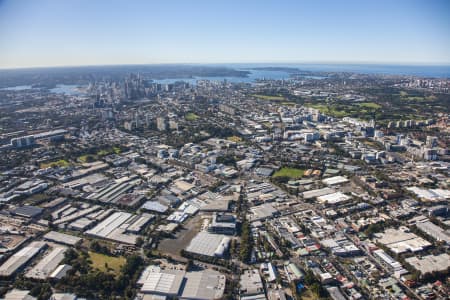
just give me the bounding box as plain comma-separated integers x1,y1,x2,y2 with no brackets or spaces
0,66,449,300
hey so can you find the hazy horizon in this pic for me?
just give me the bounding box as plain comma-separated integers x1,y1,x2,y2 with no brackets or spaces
2,61,450,71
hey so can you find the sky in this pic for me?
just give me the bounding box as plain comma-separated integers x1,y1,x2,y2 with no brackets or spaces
0,0,449,68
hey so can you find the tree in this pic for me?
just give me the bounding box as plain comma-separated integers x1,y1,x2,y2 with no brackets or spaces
63,248,79,263
272,176,290,184
304,269,316,285
310,282,328,298
216,154,237,167
90,240,110,255
239,220,252,263
29,283,52,300
136,237,144,247
90,240,101,252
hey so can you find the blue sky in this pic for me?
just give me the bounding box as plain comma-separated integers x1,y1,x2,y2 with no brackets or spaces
0,0,449,68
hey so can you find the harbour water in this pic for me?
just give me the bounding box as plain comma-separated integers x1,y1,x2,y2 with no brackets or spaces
0,84,85,95
49,84,84,95
2,64,449,91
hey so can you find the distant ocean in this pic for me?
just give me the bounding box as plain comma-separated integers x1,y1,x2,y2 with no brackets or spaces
152,63,450,84
228,63,450,78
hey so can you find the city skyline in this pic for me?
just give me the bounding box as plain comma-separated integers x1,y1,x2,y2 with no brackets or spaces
1,0,450,69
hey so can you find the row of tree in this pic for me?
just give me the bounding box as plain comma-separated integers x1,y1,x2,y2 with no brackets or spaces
239,220,253,263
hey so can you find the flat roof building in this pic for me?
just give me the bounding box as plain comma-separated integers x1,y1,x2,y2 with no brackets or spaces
208,213,236,235
141,271,185,297
267,289,286,300
285,263,304,282
249,203,278,221
49,293,77,300
326,287,346,300
25,246,66,279
415,220,450,244
43,231,82,246
185,232,230,257
405,253,450,275
239,269,265,299
373,249,407,277
180,270,226,300
141,201,169,213
0,242,47,277
317,192,351,205
138,266,225,299
374,227,431,254
322,176,349,186
11,206,43,219
2,289,37,300
49,264,73,280
85,211,146,245
302,187,335,200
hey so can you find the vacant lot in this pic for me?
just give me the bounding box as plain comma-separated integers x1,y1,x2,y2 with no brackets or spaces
158,215,202,257
88,251,126,275
272,167,304,179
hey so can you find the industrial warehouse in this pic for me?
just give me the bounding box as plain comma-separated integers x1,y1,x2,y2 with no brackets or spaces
185,232,231,257
25,246,67,280
137,265,226,299
0,242,47,278
85,211,154,245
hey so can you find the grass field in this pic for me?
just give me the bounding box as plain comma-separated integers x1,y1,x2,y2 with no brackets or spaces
113,147,121,154
358,102,381,109
97,149,109,156
185,112,199,121
400,91,433,102
97,146,121,156
252,94,285,101
227,136,242,142
40,159,71,169
78,154,96,163
88,251,125,275
404,96,426,101
306,104,349,118
272,167,304,179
